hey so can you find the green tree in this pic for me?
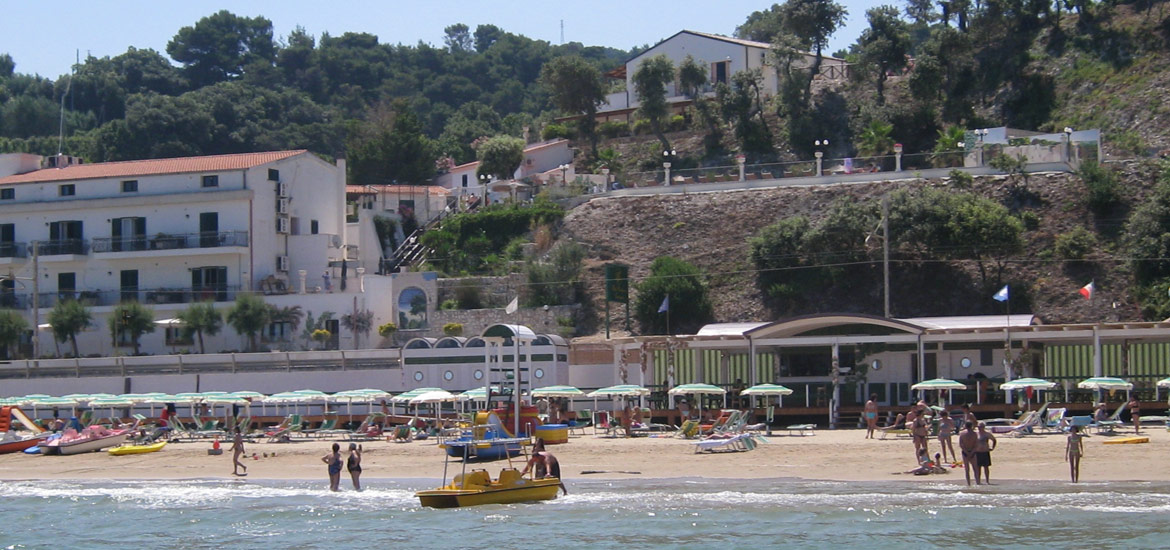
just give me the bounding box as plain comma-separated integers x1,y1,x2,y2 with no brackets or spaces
1126,169,1170,285
47,300,92,358
438,101,501,164
525,241,586,307
632,54,675,153
475,134,525,181
931,125,967,167
0,309,28,359
735,5,789,42
779,0,848,97
166,10,276,87
634,256,713,335
857,5,911,104
341,309,374,350
856,119,895,157
443,23,474,53
678,55,723,152
108,301,155,355
347,101,438,185
227,293,271,352
178,301,223,354
717,69,774,157
541,56,606,159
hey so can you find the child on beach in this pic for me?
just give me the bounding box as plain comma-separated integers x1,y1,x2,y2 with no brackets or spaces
1066,426,1085,483
229,429,247,477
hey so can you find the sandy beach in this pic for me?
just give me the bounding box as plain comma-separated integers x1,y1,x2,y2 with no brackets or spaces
3,426,1168,485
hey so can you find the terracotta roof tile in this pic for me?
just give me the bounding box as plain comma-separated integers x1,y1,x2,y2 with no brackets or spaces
0,150,308,185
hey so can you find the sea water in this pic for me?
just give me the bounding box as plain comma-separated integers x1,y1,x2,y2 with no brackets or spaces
1,478,1167,549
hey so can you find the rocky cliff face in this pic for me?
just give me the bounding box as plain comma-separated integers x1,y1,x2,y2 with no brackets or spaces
561,160,1164,335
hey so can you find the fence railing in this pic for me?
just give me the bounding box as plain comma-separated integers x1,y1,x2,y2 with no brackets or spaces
0,242,27,259
91,230,248,253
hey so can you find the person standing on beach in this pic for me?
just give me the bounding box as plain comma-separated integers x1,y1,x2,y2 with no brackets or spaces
961,403,977,426
958,422,979,486
975,422,997,484
864,394,878,439
346,443,363,491
937,413,956,464
229,428,247,477
322,442,342,491
1128,395,1141,434
1066,425,1085,483
911,407,929,460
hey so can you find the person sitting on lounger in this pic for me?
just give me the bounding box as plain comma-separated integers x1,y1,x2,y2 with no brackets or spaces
878,413,906,431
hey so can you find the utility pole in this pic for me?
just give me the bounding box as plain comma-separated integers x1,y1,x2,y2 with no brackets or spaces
32,241,39,361
882,195,890,318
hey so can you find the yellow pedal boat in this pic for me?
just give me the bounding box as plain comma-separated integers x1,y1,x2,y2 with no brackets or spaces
416,467,561,508
108,441,167,456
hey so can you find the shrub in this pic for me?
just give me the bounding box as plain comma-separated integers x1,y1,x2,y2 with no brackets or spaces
1078,160,1120,215
632,119,653,135
525,241,586,307
948,169,973,189
439,299,458,310
377,322,398,338
442,323,464,337
668,114,686,131
454,284,483,309
1054,226,1098,261
634,256,713,335
598,121,629,139
541,123,574,140
1019,211,1041,231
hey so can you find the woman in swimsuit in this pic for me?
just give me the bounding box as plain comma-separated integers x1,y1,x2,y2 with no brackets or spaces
321,442,342,491
1066,425,1085,483
864,394,878,439
937,413,956,463
347,443,363,491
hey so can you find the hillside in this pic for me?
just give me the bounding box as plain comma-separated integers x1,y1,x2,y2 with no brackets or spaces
561,160,1165,334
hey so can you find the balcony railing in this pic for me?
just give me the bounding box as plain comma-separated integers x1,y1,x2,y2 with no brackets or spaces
92,230,248,253
34,239,88,256
17,286,241,309
0,242,27,259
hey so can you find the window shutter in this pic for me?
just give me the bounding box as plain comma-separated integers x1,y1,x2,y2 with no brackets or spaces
111,219,122,238
135,217,146,236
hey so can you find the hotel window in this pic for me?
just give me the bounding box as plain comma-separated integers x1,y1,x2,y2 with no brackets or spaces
202,175,219,188
59,184,76,196
712,60,730,84
980,347,993,366
310,220,319,234
121,180,138,193
268,168,280,181
0,188,13,200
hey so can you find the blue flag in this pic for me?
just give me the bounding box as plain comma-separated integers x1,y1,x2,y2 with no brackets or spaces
658,294,670,313
993,285,1009,302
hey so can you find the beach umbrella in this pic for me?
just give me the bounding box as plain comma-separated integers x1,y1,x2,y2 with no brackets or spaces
25,395,75,417
910,378,967,406
390,387,444,415
89,397,136,420
586,385,651,398
1077,377,1133,391
999,378,1057,390
668,383,728,418
741,383,795,408
410,390,457,427
531,385,585,398
334,389,389,418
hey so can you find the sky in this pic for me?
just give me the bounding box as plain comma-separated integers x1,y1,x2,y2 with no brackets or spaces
1,0,876,79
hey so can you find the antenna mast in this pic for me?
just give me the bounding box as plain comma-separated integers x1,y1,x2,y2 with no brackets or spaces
56,53,75,157
560,20,564,44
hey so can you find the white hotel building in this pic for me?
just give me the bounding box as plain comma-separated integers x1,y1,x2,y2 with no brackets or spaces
0,150,434,357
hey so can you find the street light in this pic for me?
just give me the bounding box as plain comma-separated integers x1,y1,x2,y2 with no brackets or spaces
600,166,610,193
479,173,491,204
662,149,676,186
814,139,828,177
893,143,904,172
558,163,569,186
1063,126,1074,164
974,129,988,166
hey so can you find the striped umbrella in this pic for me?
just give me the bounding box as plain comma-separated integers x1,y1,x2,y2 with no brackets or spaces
668,383,727,418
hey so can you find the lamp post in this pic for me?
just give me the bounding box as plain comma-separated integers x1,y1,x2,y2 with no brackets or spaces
1063,126,1074,165
600,166,610,193
974,129,988,167
893,143,904,172
663,149,675,186
479,174,491,203
736,153,746,181
814,139,828,177
558,163,569,186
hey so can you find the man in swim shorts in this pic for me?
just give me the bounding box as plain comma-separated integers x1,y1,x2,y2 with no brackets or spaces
521,439,568,495
975,421,997,484
864,394,878,439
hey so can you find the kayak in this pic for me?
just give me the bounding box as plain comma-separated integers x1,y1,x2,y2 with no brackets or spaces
108,441,167,456
1102,436,1149,445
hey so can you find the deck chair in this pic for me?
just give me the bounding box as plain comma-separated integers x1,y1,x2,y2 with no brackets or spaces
592,411,612,435
265,414,299,442
1005,410,1044,437
714,410,747,435
568,409,591,436
1096,402,1128,434
1066,415,1093,432
304,417,338,438
699,410,734,435
745,406,774,434
674,419,700,438
692,432,766,453
1041,408,1067,433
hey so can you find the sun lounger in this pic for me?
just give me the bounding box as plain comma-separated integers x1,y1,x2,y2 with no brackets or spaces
786,424,816,436
692,433,766,453
675,419,700,439
1041,408,1067,433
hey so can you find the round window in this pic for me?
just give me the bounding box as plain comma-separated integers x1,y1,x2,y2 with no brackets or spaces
534,368,544,379
473,370,484,380
961,357,972,368
443,370,454,381
413,371,424,382
871,359,882,371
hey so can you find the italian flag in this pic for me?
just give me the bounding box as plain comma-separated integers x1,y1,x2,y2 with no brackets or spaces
1079,281,1094,300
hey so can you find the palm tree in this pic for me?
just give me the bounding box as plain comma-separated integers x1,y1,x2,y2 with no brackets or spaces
47,299,92,357
931,125,968,167
341,309,374,350
856,120,895,158
108,301,155,355
227,293,271,352
178,301,223,354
